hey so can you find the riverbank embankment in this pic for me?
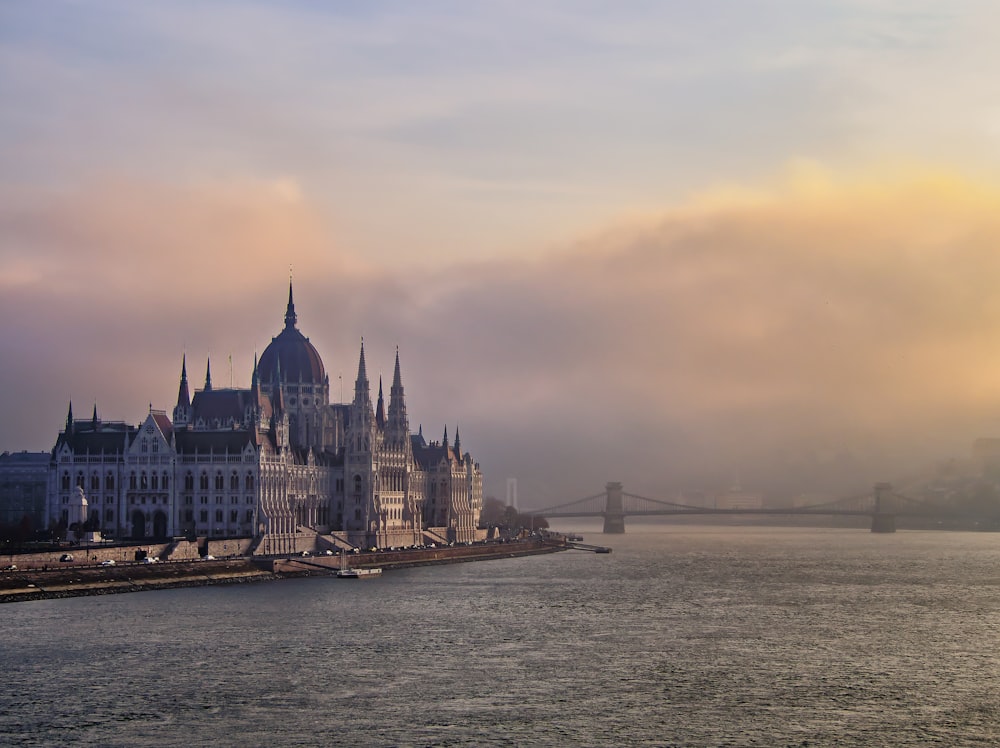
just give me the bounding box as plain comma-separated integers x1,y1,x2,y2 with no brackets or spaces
0,539,568,603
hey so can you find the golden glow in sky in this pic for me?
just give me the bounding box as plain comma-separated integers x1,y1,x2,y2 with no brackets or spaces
3,2,1000,498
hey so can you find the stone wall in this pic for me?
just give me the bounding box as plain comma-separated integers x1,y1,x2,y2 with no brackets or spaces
4,542,174,569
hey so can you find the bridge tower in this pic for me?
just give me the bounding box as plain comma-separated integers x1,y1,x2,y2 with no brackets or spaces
871,482,896,533
603,481,626,534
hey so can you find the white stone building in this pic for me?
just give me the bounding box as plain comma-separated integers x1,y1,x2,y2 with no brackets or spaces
46,284,483,553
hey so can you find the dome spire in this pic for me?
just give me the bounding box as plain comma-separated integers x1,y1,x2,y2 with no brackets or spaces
284,276,297,330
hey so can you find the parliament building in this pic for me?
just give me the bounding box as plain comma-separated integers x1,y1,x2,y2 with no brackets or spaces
45,285,484,554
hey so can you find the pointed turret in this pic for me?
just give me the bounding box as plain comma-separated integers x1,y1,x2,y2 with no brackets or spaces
347,338,375,463
272,357,285,412
392,347,403,391
173,355,192,426
454,427,461,457
177,355,191,406
247,353,261,425
65,401,74,435
269,356,289,449
356,338,368,384
284,279,297,330
443,425,449,449
204,358,213,391
354,338,370,404
387,347,409,439
376,376,386,428
250,353,259,397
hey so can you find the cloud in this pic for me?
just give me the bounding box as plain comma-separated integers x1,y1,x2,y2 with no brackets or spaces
0,177,370,447
4,167,1000,505
376,167,1000,500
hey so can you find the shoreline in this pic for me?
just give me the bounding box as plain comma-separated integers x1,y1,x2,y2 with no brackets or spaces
0,539,568,604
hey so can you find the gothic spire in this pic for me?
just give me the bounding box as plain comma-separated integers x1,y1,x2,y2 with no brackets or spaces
376,376,386,428
250,353,261,408
454,426,461,456
387,346,409,440
354,338,370,401
273,357,284,409
443,425,449,449
204,357,213,391
392,347,403,390
176,354,191,408
389,347,405,403
66,401,73,434
284,279,297,329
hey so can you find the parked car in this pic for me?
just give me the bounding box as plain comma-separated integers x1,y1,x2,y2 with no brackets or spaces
100,559,116,566
59,553,74,562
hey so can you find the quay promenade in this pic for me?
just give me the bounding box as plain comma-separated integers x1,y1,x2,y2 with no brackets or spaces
0,538,568,603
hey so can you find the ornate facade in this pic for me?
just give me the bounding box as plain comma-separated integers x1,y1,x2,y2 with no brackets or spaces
46,285,484,553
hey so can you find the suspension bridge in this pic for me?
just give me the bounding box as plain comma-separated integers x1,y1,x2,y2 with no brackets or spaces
522,482,942,534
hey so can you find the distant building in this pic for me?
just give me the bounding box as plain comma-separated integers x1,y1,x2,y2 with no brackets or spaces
714,483,762,511
972,438,1000,479
0,451,49,530
45,283,483,553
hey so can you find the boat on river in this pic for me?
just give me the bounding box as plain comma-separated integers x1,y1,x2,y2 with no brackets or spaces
336,550,382,579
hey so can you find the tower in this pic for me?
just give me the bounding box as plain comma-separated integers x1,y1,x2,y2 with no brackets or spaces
345,340,376,535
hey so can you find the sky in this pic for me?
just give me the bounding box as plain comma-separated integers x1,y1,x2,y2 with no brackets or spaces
4,1,1000,505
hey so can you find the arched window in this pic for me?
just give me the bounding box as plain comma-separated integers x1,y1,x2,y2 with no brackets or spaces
215,473,224,490
61,473,70,490
200,474,208,490
230,472,239,490
245,474,254,490
185,472,194,490
106,473,114,490
150,474,158,490
140,473,148,490
91,474,100,490
141,438,148,454
129,473,137,490
162,473,169,490
353,475,362,495
76,472,85,488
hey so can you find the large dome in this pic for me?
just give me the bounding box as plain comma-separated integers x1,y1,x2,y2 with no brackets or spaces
258,284,326,385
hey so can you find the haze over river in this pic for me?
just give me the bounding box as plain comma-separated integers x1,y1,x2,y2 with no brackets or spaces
3,526,999,746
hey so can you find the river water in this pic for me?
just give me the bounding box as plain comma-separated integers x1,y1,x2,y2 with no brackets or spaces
2,525,1000,747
